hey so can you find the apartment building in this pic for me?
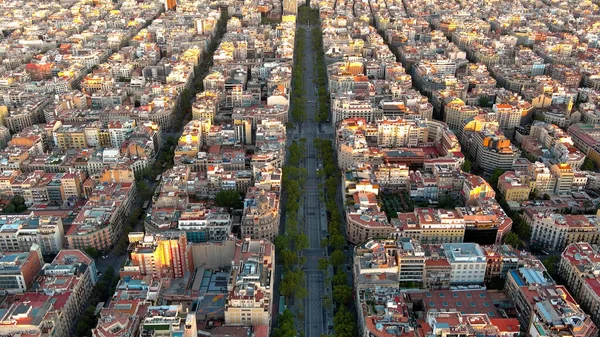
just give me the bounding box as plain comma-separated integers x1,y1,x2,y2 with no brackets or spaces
0,249,98,337
66,182,134,251
332,97,378,124
464,128,520,172
525,209,600,252
177,208,232,243
493,103,522,133
241,188,280,241
443,243,487,285
353,239,401,291
427,312,519,337
423,258,452,290
139,304,197,336
224,238,274,333
461,173,496,205
506,267,597,337
550,163,575,195
482,244,521,282
377,118,429,148
445,98,481,130
346,198,394,245
0,244,43,294
559,243,600,329
397,238,425,285
0,215,65,255
123,232,192,279
498,171,533,201
395,208,465,245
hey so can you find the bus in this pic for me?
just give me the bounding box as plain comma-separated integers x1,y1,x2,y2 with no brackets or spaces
279,296,286,315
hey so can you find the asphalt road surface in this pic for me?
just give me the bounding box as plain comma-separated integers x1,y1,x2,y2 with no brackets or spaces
296,22,332,337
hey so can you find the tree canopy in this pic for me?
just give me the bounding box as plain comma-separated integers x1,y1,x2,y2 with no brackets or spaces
214,189,243,209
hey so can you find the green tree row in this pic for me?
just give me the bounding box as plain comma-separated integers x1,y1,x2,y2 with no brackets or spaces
314,138,358,337
298,5,320,23
274,141,309,305
290,26,307,123
311,25,330,123
74,267,120,336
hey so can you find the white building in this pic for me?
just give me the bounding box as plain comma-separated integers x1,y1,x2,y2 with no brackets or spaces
442,243,486,285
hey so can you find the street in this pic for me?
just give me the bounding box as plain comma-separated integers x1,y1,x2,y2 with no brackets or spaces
295,22,335,337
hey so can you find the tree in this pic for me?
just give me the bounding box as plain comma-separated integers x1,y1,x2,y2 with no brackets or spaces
136,181,153,200
2,204,15,213
322,295,333,309
543,256,559,277
333,305,357,337
274,235,289,251
294,233,309,251
331,250,346,267
74,305,98,337
11,195,25,206
329,234,345,250
462,159,472,173
504,232,522,248
83,246,100,259
529,189,539,200
437,194,456,209
280,269,305,298
333,284,353,305
273,309,296,337
296,285,308,301
478,96,492,108
3,195,28,214
582,158,597,171
318,258,329,271
543,193,551,200
214,189,243,209
280,250,298,269
489,168,505,187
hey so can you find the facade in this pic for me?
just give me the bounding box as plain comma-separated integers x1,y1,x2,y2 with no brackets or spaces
498,171,533,201
524,208,600,253
0,245,43,294
0,215,65,255
482,244,521,282
346,202,395,245
224,238,274,334
550,163,575,195
241,188,280,241
123,232,193,279
559,243,600,329
445,98,481,130
395,208,466,245
423,258,452,290
283,0,297,14
353,239,401,291
465,129,520,172
443,243,487,285
506,267,598,337
0,249,97,337
397,238,425,285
